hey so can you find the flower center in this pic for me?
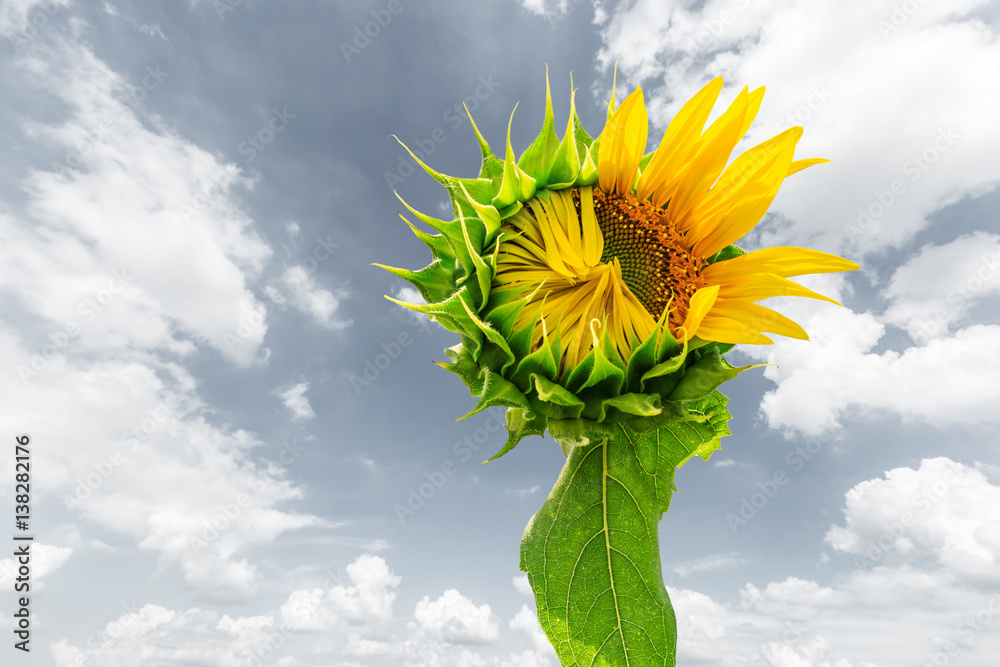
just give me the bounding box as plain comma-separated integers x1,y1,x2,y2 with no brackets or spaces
574,187,706,330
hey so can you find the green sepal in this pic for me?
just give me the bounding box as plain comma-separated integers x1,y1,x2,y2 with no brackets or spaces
626,313,670,392
516,67,560,187
395,213,456,265
656,323,682,361
460,366,532,420
504,316,538,376
458,216,492,309
395,193,473,281
463,104,505,184
373,260,455,305
602,392,662,418
668,347,751,402
526,372,586,421
457,295,515,373
496,201,523,220
435,343,485,397
388,288,484,359
483,288,529,339
563,345,596,394
546,76,583,188
458,181,501,245
707,243,746,265
492,106,538,210
394,134,494,214
576,333,626,419
483,408,547,464
532,374,585,408
511,323,559,387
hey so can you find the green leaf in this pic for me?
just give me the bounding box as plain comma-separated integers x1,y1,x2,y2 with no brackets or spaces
520,407,732,667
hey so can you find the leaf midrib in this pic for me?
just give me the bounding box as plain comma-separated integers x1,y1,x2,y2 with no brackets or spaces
601,439,630,667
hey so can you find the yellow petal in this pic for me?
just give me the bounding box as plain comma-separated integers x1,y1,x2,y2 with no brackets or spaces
598,87,648,196
703,247,861,284
579,186,604,266
636,77,724,203
709,299,809,340
787,157,829,176
688,128,802,256
695,315,774,345
717,273,842,306
663,86,752,216
675,284,719,342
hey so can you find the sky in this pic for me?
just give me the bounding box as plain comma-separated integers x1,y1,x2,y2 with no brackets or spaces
0,0,999,665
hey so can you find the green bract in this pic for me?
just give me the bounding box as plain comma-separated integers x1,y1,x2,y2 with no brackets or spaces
380,73,749,462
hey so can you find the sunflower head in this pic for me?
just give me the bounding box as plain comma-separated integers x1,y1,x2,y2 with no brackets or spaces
379,70,859,459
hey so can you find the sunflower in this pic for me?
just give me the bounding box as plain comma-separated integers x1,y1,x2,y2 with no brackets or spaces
380,71,858,448
380,72,861,667
493,76,857,372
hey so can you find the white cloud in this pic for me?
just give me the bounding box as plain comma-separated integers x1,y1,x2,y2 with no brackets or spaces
280,554,401,631
0,0,71,38
673,551,747,577
517,0,570,16
411,589,500,645
0,20,331,606
512,574,532,597
825,457,1000,588
50,605,290,667
46,537,1000,667
52,553,551,667
882,232,1000,341
508,605,555,658
0,36,274,366
733,274,1000,435
280,265,351,329
592,0,1000,254
274,382,315,421
392,285,431,327
741,578,853,621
